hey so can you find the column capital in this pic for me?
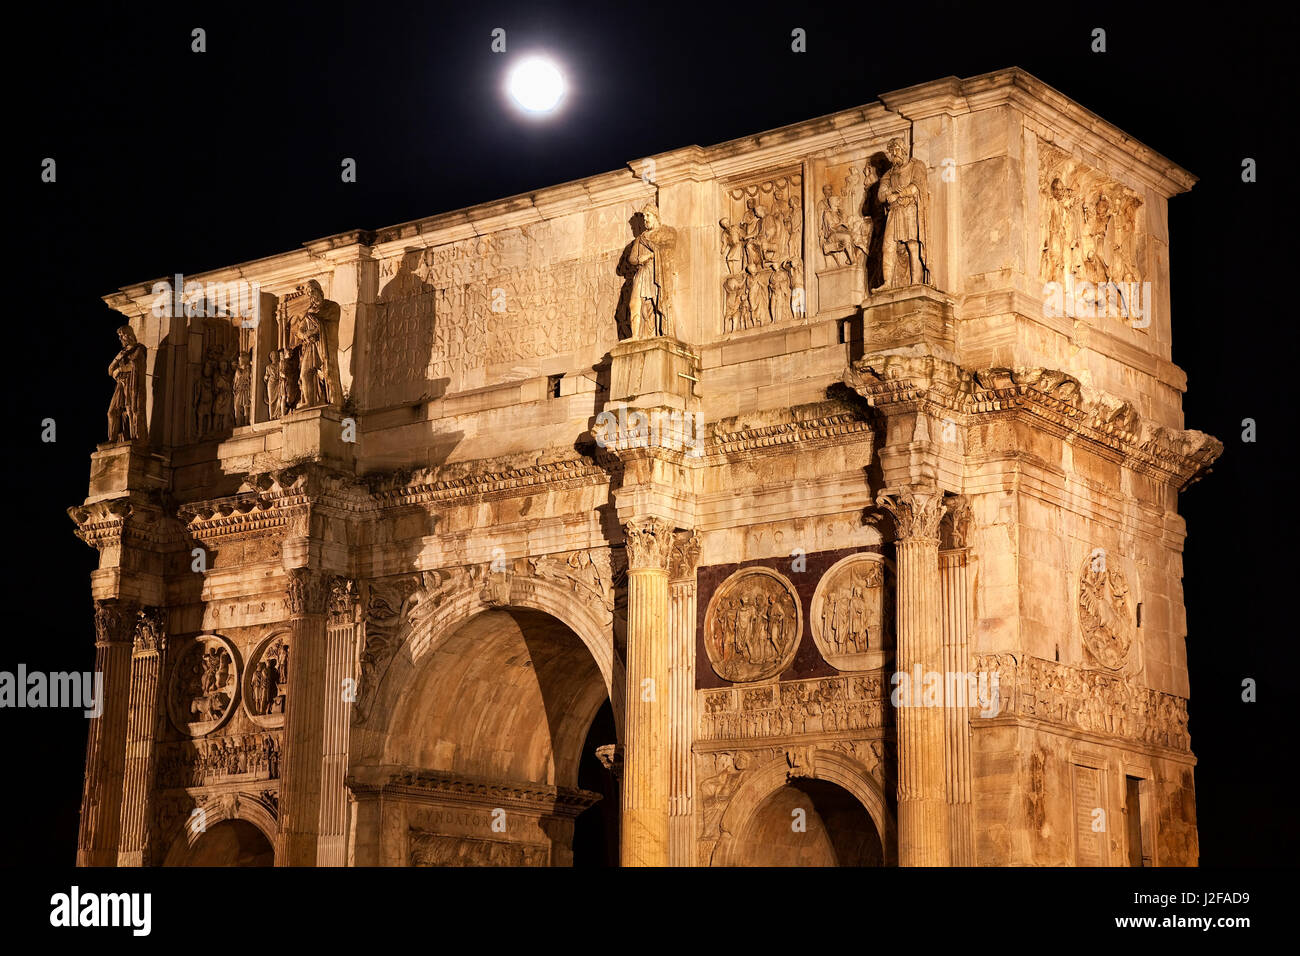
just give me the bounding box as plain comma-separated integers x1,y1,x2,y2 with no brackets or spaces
877,488,946,542
624,517,675,572
328,576,359,625
93,599,140,646
669,531,701,582
132,606,167,654
285,568,330,617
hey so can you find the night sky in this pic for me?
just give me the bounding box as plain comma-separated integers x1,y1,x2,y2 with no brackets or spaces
6,1,1294,867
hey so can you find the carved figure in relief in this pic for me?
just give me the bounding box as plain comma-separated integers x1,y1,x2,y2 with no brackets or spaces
185,647,233,723
720,175,804,333
1078,557,1133,670
628,202,677,339
819,184,854,266
704,569,801,682
232,351,251,426
107,325,148,443
264,350,283,419
722,275,746,332
875,138,930,290
719,217,744,275
213,357,234,433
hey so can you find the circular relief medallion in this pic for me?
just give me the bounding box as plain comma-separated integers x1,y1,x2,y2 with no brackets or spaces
1078,554,1133,670
704,567,802,683
168,634,240,737
810,553,890,671
241,631,291,728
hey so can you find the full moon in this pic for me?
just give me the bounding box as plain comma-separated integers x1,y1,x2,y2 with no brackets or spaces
508,57,566,114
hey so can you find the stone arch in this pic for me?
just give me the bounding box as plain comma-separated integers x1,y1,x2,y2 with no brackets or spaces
161,793,279,866
352,571,624,769
711,749,896,866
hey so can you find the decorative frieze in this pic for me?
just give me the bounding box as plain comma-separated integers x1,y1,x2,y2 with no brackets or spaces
698,673,887,742
976,654,1191,752
157,732,282,789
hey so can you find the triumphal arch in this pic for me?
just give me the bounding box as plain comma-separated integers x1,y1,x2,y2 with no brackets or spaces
72,69,1220,867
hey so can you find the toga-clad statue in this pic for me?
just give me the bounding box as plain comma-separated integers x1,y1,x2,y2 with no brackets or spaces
628,202,678,338
875,138,930,291
107,325,148,443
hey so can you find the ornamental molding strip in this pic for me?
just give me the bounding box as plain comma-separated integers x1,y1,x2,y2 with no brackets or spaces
845,358,1221,487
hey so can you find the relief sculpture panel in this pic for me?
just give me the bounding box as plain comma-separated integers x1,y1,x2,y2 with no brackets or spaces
167,635,240,737
369,206,632,403
810,553,890,670
719,171,805,333
703,567,802,682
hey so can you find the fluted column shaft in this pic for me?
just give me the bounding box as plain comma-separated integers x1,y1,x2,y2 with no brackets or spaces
77,600,137,867
668,532,700,867
941,550,974,866
279,569,329,866
118,609,166,866
318,579,356,866
622,517,674,867
881,491,950,867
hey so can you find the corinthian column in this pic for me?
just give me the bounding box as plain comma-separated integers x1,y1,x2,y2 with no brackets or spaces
621,516,674,867
118,608,166,866
318,577,357,866
879,489,950,867
668,531,700,867
940,496,975,866
77,599,138,866
279,567,329,866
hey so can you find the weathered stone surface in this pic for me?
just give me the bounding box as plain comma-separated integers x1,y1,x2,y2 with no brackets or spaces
76,69,1214,867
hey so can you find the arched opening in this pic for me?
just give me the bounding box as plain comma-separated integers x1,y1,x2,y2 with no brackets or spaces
732,779,884,866
378,607,617,865
164,819,274,867
573,699,620,866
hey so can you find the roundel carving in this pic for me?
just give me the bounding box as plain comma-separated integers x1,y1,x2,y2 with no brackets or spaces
241,630,291,728
1078,552,1133,670
168,634,240,737
810,553,890,671
704,567,802,683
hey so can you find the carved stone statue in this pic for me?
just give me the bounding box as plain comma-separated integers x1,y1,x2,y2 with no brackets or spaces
233,351,251,427
264,350,283,419
875,138,930,291
278,279,342,412
107,325,148,443
628,202,677,339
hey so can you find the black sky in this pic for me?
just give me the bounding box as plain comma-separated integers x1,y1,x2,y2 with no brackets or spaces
6,0,1295,866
